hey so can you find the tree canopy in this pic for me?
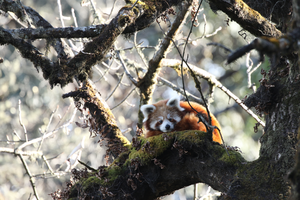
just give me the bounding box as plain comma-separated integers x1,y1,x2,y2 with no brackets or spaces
1,0,300,199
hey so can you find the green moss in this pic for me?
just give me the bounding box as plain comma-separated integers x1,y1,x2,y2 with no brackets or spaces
126,0,153,10
177,130,207,144
218,148,246,167
233,157,287,198
81,176,102,189
125,134,174,166
107,165,123,182
69,130,249,199
125,0,158,15
123,130,214,167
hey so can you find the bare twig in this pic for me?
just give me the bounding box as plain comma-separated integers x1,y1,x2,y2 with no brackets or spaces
133,32,149,69
42,155,55,174
57,0,65,28
111,87,137,110
116,52,138,85
0,147,42,156
37,106,59,152
13,130,22,141
15,107,77,153
18,99,28,142
106,73,125,101
157,76,204,104
206,42,232,53
108,0,118,20
19,154,40,200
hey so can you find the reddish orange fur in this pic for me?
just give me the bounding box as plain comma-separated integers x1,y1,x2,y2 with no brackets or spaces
144,101,222,144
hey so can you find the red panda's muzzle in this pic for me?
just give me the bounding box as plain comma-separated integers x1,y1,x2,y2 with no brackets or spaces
158,119,176,132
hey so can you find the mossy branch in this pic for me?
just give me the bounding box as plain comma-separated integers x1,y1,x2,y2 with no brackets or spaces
64,130,245,200
208,0,282,37
62,80,130,158
0,0,186,88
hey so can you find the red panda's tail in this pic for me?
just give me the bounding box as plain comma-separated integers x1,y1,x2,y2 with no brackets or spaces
179,101,223,144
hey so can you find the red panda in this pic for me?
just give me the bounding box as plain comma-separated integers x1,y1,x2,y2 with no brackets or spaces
140,96,222,144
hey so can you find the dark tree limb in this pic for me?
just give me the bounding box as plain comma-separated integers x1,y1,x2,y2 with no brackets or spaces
208,0,282,37
227,27,300,64
0,0,189,88
6,25,106,40
243,0,292,28
0,27,55,71
62,80,130,158
61,131,245,200
0,1,74,59
0,0,33,26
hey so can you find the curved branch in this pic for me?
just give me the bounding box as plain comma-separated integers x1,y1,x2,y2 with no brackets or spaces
7,25,106,40
62,80,130,158
0,27,55,71
59,131,245,200
208,0,282,37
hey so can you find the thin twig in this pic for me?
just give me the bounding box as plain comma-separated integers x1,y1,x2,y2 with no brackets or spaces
133,32,149,68
15,107,78,153
42,155,55,174
111,87,137,110
131,0,139,8
71,7,84,49
13,130,22,140
108,0,117,20
19,154,40,200
206,42,232,53
157,76,204,104
106,73,125,101
18,99,28,142
57,0,65,27
116,51,138,85
0,147,42,156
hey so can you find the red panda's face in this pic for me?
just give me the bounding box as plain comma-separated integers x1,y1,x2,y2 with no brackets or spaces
149,112,182,132
141,96,185,133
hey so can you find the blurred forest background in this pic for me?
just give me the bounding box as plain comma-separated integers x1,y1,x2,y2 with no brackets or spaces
0,0,265,199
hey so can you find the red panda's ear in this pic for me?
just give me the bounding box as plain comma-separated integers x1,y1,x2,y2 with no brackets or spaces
167,97,185,111
140,105,156,122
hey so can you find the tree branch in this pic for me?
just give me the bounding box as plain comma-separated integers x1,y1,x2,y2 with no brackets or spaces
6,25,106,40
208,0,282,37
62,80,130,158
61,131,245,200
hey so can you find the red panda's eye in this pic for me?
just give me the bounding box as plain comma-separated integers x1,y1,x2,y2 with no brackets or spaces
169,118,176,123
157,120,163,125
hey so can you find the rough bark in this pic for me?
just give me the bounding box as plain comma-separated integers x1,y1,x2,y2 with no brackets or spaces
66,131,244,200
1,0,300,199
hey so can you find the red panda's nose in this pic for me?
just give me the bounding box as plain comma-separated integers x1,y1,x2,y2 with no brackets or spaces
165,124,171,130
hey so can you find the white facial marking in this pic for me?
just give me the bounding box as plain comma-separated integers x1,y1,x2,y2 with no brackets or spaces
150,116,163,130
173,115,181,122
160,119,174,132
167,113,181,123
